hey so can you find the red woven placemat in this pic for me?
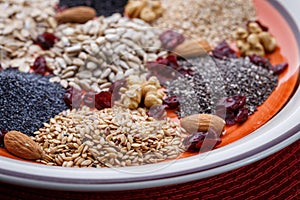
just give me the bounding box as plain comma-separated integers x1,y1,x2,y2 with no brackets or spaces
1,139,299,200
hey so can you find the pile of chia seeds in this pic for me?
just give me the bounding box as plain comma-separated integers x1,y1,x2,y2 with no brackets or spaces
0,69,68,137
166,56,278,118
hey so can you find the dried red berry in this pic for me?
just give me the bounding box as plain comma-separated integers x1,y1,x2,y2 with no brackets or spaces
235,108,249,123
95,91,112,110
0,129,8,146
32,56,47,75
224,110,236,125
36,32,57,50
216,95,249,125
147,105,167,120
247,20,269,32
249,54,272,69
83,92,95,107
212,41,237,59
64,87,83,108
159,30,185,50
183,131,221,152
163,96,180,109
109,79,126,101
271,62,288,75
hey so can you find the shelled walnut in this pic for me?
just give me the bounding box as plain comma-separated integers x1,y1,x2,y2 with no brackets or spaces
125,0,163,22
119,75,164,109
233,22,277,56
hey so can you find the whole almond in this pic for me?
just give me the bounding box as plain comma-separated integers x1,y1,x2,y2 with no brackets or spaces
173,39,211,58
4,131,43,160
55,6,96,24
180,114,225,134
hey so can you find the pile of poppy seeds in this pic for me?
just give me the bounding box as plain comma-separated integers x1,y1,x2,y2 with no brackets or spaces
0,69,68,136
166,56,278,118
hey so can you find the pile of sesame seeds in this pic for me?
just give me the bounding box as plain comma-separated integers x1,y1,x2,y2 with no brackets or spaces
33,106,186,168
166,56,278,118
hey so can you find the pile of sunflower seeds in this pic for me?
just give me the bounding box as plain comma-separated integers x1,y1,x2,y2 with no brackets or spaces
34,106,186,168
45,13,166,93
166,56,278,117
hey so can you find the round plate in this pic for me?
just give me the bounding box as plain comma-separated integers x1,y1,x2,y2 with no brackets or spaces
0,0,300,191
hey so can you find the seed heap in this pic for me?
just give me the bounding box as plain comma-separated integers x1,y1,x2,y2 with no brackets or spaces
0,0,58,71
34,106,186,168
46,13,166,92
152,0,256,46
0,69,68,136
166,56,278,117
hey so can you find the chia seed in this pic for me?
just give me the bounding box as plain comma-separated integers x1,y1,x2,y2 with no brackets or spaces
0,69,68,137
166,56,278,118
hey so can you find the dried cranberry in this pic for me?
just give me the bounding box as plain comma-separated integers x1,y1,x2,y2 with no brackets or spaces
95,91,112,110
247,20,269,32
212,41,237,59
147,105,167,120
36,32,57,50
225,110,237,125
0,130,7,146
183,131,221,152
159,30,185,50
64,87,83,108
216,95,249,125
163,96,180,109
32,56,47,75
235,107,249,123
218,95,246,112
83,92,95,107
109,79,126,101
248,54,272,69
55,4,68,13
271,62,288,75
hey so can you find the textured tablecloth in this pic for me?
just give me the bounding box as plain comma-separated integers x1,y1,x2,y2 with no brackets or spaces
0,139,299,200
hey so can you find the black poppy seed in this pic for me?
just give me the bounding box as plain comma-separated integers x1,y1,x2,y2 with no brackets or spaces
0,69,68,139
166,56,278,118
59,0,128,17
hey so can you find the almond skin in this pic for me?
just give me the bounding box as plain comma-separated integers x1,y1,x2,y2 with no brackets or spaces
4,131,43,160
180,114,225,134
55,6,96,24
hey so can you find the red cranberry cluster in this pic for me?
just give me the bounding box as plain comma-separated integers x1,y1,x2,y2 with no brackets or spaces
147,55,193,81
159,30,185,50
182,130,222,153
64,87,112,110
216,95,249,125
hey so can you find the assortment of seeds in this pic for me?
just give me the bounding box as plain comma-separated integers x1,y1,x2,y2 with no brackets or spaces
152,0,256,45
0,69,68,136
33,106,186,167
0,0,288,168
166,56,278,117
